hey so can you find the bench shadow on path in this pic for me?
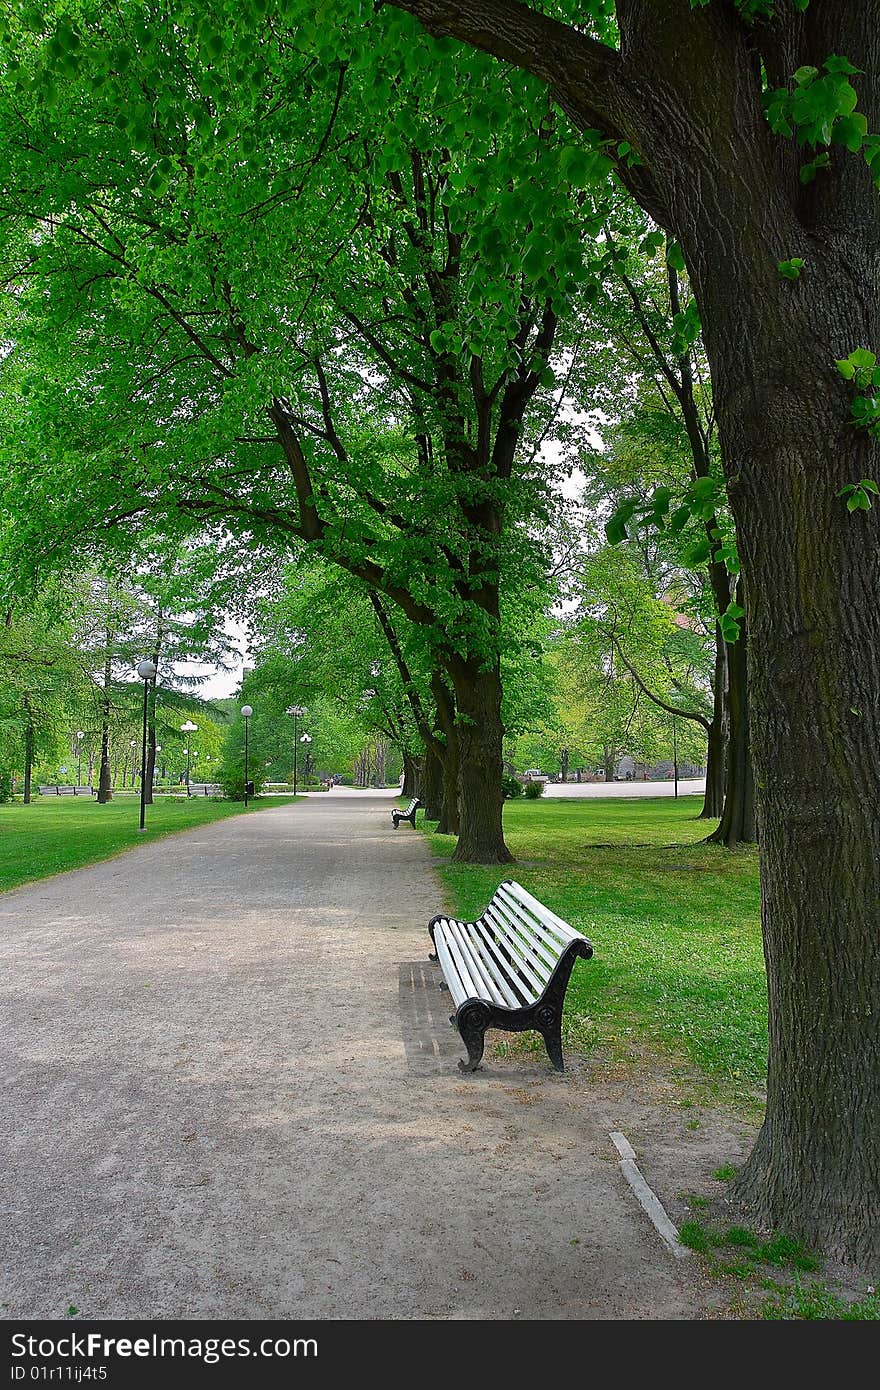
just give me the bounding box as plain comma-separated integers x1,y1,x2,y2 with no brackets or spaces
399,961,464,1073
398,961,562,1078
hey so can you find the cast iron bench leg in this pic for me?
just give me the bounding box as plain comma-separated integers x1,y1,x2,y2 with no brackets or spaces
538,1007,565,1072
456,1001,491,1073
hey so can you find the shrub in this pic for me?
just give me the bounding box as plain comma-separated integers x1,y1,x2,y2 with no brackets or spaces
524,779,545,799
216,763,266,802
501,773,523,799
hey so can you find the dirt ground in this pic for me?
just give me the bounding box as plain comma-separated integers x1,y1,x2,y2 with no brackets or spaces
0,794,754,1320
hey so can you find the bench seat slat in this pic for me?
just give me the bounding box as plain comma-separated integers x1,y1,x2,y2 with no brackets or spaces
482,906,550,997
496,889,575,953
440,925,492,1008
494,898,579,966
434,918,535,1009
466,921,531,1007
485,898,559,978
445,921,511,1008
433,931,471,1009
490,903,561,973
498,882,583,945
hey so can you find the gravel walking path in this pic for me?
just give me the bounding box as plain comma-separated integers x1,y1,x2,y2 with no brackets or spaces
0,795,720,1320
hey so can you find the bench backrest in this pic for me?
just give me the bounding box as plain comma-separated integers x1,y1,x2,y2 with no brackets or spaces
483,880,587,999
74,786,93,794
435,880,589,1012
57,786,76,794
407,798,419,813
38,785,57,794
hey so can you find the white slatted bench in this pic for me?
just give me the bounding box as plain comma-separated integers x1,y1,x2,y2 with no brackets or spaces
428,880,593,1073
392,797,421,829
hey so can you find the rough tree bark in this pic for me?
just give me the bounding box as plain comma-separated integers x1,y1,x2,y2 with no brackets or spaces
388,0,880,1267
401,749,420,799
447,657,513,864
420,740,444,821
143,614,163,806
22,702,33,805
706,584,755,846
96,638,113,804
430,674,461,837
700,626,726,820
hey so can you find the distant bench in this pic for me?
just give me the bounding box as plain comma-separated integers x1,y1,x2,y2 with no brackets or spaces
38,785,94,797
391,797,421,829
187,784,220,796
428,880,593,1073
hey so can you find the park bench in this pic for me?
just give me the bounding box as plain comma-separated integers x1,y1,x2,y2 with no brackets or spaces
38,785,91,796
428,880,593,1073
392,797,421,829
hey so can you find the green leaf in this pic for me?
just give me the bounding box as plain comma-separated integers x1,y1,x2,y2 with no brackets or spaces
824,55,861,76
778,257,805,279
800,152,830,184
848,348,877,372
835,358,856,379
682,537,711,568
833,112,868,153
666,242,686,273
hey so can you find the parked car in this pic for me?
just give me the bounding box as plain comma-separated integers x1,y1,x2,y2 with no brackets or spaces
523,768,547,779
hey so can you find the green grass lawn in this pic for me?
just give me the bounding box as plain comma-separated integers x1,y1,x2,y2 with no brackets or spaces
0,795,294,895
421,795,765,1111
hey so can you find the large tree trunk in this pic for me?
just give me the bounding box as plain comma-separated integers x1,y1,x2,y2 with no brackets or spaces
420,740,444,822
372,739,389,788
401,749,420,799
447,658,512,863
431,675,460,838
718,365,880,1266
143,618,163,806
603,745,616,783
23,707,33,805
622,22,879,1265
700,626,726,820
706,597,755,847
96,643,113,804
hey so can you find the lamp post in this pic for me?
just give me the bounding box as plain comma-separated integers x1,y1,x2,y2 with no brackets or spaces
155,746,162,787
300,731,313,783
180,721,197,796
286,706,306,796
136,659,157,830
75,730,84,786
241,705,253,805
129,739,137,789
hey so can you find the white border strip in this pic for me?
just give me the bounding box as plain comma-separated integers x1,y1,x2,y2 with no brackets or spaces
609,1131,690,1260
